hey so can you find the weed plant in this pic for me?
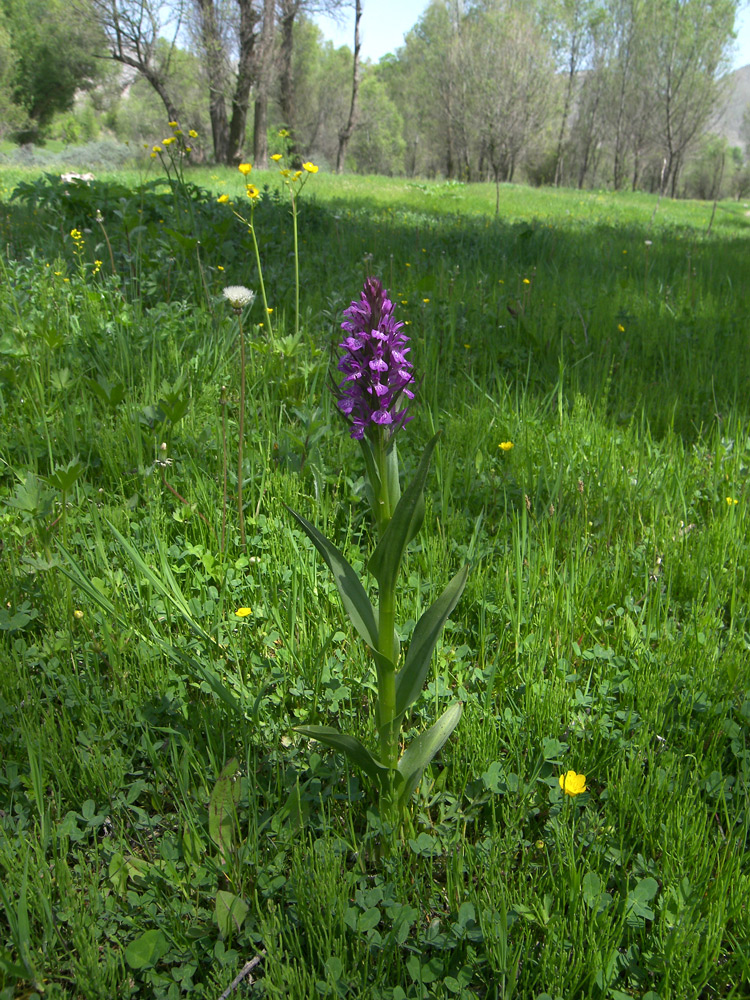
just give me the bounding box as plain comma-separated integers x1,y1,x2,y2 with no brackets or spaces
0,160,749,999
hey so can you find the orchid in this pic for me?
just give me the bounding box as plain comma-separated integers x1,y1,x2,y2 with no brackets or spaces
288,279,469,837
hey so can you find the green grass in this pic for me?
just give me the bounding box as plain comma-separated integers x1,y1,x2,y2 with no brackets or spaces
1,163,749,999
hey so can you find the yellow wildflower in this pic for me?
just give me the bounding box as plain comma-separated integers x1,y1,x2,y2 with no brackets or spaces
727,497,739,505
235,607,252,617
217,194,230,204
246,184,260,200
168,120,178,127
238,163,252,176
498,441,513,452
152,145,162,153
559,771,587,796
271,153,283,162
188,129,198,138
302,161,318,173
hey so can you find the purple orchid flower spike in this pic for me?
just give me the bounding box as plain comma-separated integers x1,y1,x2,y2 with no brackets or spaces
335,278,416,440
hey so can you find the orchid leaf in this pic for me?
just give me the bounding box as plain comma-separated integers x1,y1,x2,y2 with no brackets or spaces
358,436,381,525
294,725,396,785
286,507,379,651
368,432,440,595
394,564,469,721
396,701,463,805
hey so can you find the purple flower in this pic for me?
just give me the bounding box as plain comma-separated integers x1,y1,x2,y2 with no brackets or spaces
335,278,415,440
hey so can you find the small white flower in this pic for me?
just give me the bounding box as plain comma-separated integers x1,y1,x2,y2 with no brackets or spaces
223,285,255,310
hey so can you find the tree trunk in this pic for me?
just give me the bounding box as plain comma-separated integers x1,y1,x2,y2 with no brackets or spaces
336,0,362,173
278,0,300,155
252,0,275,167
195,0,231,162
227,0,259,163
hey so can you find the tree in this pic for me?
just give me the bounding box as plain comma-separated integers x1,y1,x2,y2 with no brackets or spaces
465,3,554,194
2,0,107,142
335,0,361,173
649,0,738,196
87,0,186,125
348,72,405,174
191,0,261,163
543,0,600,187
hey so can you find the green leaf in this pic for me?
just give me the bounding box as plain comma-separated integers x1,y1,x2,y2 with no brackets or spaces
215,891,249,937
368,433,440,595
396,701,463,804
208,758,240,864
0,945,30,979
394,565,469,721
124,929,169,970
286,507,378,650
358,436,381,523
46,457,85,493
294,725,395,785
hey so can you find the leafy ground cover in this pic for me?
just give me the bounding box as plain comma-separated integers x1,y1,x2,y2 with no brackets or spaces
1,161,749,999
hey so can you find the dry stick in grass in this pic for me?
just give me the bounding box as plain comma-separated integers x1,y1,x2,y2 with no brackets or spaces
217,953,264,1000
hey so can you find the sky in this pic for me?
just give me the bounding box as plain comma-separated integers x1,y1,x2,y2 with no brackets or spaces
314,1,750,71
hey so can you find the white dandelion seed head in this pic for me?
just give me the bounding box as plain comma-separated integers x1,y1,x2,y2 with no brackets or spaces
222,286,255,309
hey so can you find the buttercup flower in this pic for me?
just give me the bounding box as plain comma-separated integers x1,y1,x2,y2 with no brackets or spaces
223,286,256,310
302,161,318,173
189,129,198,138
498,441,513,452
335,277,416,441
246,184,259,200
559,771,587,796
217,194,230,204
238,163,252,176
235,607,252,617
271,153,283,162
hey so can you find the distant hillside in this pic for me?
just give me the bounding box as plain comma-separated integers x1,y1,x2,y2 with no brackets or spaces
716,64,750,148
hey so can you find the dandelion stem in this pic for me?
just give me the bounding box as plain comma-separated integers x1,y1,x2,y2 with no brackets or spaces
237,313,247,550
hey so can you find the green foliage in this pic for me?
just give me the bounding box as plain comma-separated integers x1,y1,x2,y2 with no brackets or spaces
348,75,406,176
1,0,106,142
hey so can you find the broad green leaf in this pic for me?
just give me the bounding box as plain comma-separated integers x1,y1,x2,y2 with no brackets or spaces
294,725,395,785
369,433,440,595
582,871,601,907
124,929,169,970
46,457,85,493
394,565,469,721
208,758,240,864
384,438,401,512
286,507,378,650
396,701,463,804
215,891,249,937
358,436,381,524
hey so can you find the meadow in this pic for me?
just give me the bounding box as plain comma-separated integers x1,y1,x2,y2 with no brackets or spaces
1,154,749,1000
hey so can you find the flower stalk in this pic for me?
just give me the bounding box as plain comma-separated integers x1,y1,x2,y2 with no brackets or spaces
289,278,469,839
